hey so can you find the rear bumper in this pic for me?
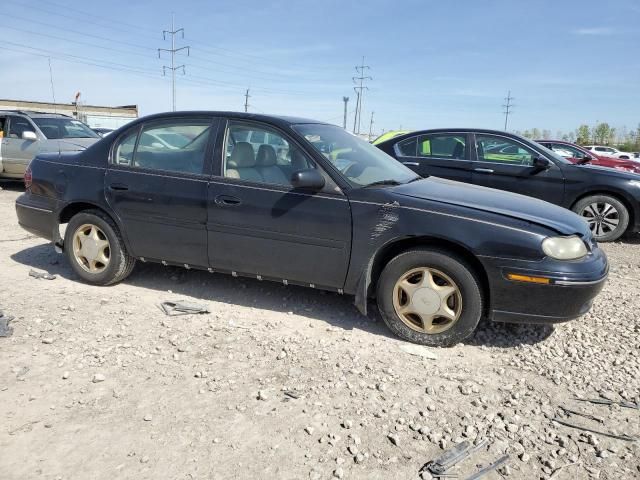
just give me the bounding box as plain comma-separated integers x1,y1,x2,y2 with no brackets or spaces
15,194,57,242
481,249,608,324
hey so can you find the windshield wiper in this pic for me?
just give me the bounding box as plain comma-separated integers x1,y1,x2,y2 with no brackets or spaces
407,176,423,183
362,179,403,188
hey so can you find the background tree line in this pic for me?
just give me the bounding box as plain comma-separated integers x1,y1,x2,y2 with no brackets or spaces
514,123,640,151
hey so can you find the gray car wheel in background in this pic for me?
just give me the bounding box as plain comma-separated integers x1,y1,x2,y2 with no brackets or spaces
572,195,629,242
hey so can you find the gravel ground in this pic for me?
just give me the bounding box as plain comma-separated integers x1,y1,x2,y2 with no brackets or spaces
1,183,638,480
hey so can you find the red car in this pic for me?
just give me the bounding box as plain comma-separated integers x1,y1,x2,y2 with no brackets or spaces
536,140,640,174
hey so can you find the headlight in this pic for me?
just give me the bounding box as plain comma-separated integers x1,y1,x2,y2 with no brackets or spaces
542,236,588,260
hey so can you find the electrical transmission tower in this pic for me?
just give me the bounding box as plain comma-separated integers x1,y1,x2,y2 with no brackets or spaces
244,88,251,112
502,90,514,131
352,57,372,135
342,97,349,129
158,14,190,111
368,111,375,141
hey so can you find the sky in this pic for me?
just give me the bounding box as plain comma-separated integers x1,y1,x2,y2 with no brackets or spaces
1,0,639,135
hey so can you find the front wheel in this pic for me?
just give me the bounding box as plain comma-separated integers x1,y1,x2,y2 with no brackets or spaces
572,195,629,242
376,248,483,347
64,210,136,285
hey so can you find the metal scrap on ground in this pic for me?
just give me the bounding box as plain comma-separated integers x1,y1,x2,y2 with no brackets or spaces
420,438,499,479
159,300,210,316
28,269,56,280
552,418,638,442
573,396,640,410
0,311,15,337
464,454,510,480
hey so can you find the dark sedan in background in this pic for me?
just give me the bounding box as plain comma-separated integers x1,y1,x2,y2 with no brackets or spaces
16,113,607,346
376,129,640,242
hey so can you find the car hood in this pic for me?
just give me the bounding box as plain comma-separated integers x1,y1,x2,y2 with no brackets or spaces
391,177,589,236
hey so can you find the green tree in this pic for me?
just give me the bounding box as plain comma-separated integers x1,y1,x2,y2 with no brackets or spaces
521,129,532,139
542,129,552,140
594,122,613,144
531,128,541,139
576,125,590,144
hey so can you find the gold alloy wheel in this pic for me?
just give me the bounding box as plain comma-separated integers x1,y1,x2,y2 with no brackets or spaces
72,224,111,274
392,267,463,334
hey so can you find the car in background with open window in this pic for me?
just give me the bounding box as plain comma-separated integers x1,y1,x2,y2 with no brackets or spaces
0,111,99,179
376,128,640,242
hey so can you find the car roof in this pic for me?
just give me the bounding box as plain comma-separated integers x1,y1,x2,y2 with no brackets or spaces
375,127,534,145
0,110,73,119
131,111,331,128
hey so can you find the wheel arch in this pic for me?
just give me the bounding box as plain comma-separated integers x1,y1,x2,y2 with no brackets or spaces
57,202,130,251
355,235,491,317
570,190,636,233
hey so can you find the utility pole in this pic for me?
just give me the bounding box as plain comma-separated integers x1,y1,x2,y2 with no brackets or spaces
502,90,514,131
244,88,251,112
48,58,56,112
368,111,375,141
352,56,372,135
158,14,190,111
342,96,349,129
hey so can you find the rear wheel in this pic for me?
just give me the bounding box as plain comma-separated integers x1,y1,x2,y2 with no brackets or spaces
64,210,135,285
376,248,483,347
572,195,629,242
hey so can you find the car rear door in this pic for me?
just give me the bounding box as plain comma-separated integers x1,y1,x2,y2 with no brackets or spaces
105,116,218,267
1,116,40,176
470,133,565,204
206,119,352,289
391,132,472,182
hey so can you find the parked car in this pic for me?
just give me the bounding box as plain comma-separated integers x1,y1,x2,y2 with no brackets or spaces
536,139,640,175
371,130,411,145
375,128,640,242
583,145,636,160
16,112,608,346
0,111,99,179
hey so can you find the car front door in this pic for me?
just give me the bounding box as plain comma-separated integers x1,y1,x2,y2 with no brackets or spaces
1,116,40,176
392,133,472,182
105,117,218,267
471,133,565,204
206,120,352,289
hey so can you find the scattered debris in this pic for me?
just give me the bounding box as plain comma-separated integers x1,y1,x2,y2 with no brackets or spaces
573,396,640,410
28,269,56,280
92,373,106,383
552,418,638,442
159,300,210,316
464,455,510,480
559,406,605,424
284,391,300,400
399,343,438,359
420,438,488,476
0,311,14,337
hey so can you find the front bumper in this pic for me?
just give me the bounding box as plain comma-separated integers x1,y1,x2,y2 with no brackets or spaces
15,193,57,242
480,248,608,324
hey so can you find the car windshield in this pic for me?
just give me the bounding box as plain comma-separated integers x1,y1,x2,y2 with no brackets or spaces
293,124,419,187
33,117,99,139
535,143,572,164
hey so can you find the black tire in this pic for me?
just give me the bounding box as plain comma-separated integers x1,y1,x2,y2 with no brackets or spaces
64,209,136,285
572,195,629,242
376,248,483,347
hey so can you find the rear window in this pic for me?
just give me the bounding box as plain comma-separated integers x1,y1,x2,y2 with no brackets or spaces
32,117,99,139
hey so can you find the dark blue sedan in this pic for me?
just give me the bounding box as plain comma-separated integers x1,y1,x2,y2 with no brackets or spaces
15,112,607,346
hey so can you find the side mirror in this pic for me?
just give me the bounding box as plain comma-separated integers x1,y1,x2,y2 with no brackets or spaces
291,169,325,190
22,131,37,141
532,156,551,170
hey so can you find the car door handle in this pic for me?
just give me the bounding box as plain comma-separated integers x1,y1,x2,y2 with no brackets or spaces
215,195,242,206
474,168,494,174
401,161,420,166
109,183,129,191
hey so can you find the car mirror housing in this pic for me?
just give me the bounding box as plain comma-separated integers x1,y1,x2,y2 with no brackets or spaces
291,169,325,190
532,156,551,170
22,131,37,141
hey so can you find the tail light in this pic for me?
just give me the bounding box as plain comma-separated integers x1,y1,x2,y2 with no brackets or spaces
24,165,33,189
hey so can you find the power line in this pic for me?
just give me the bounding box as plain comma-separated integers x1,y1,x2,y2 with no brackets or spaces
158,15,190,111
352,56,372,134
503,90,514,131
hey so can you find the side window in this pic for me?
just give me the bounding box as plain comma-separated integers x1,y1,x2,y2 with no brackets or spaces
417,134,467,159
115,130,138,165
395,137,417,157
224,122,315,186
476,135,535,166
113,121,212,174
0,117,6,137
551,143,582,158
8,117,34,139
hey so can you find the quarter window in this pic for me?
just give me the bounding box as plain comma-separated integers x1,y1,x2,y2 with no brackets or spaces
395,137,418,157
417,134,467,159
476,135,535,166
223,122,315,186
113,121,212,174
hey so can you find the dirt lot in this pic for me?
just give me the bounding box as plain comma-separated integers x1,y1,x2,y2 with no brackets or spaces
1,183,638,480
